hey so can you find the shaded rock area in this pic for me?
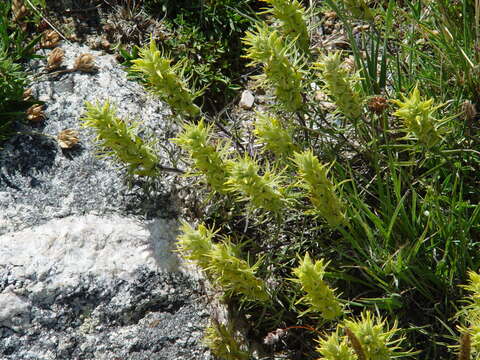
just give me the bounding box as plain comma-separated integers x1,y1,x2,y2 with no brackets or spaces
0,41,213,359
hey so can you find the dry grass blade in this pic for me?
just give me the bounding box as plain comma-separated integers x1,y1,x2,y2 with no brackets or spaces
345,327,366,360
458,332,471,360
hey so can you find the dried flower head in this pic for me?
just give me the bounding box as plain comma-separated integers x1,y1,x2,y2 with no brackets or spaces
368,95,389,115
26,104,44,122
22,88,33,101
57,129,80,149
11,0,28,23
46,48,65,71
462,100,477,123
41,30,60,49
74,53,96,73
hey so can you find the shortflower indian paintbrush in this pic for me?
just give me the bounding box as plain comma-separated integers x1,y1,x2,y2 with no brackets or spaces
177,222,269,303
131,38,201,118
293,150,345,226
243,23,305,112
203,321,250,360
316,328,357,360
81,101,159,177
173,120,231,193
392,85,443,148
226,155,286,213
261,0,310,55
314,51,363,120
343,311,412,360
253,112,298,159
292,253,343,320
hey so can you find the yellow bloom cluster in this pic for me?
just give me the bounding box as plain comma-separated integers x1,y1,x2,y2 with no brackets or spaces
293,150,345,226
457,271,480,359
392,85,442,148
314,52,363,120
177,222,269,303
253,112,297,158
203,321,250,360
243,24,304,112
131,39,200,118
173,120,230,193
292,253,343,320
226,155,286,213
261,0,310,54
81,101,159,177
316,329,357,360
343,311,406,360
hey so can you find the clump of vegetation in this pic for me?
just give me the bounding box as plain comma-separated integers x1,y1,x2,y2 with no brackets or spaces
0,0,45,142
84,0,480,359
141,0,261,111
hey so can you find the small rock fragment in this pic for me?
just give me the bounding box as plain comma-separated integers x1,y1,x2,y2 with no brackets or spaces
239,90,255,109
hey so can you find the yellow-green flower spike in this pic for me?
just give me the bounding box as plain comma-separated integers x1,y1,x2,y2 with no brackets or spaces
243,23,305,112
254,112,298,158
261,0,310,55
176,221,216,270
392,85,442,148
226,155,286,213
131,38,200,118
81,101,159,177
314,52,363,120
203,321,250,360
464,271,480,305
177,222,269,303
173,120,230,193
208,238,269,303
293,150,345,227
292,253,343,320
457,271,480,358
316,329,357,360
343,311,408,360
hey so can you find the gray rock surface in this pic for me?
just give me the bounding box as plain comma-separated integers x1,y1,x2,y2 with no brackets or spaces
0,215,210,360
0,41,213,359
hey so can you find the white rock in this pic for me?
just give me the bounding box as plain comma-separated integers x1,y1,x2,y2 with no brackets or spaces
0,214,180,285
239,90,255,109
